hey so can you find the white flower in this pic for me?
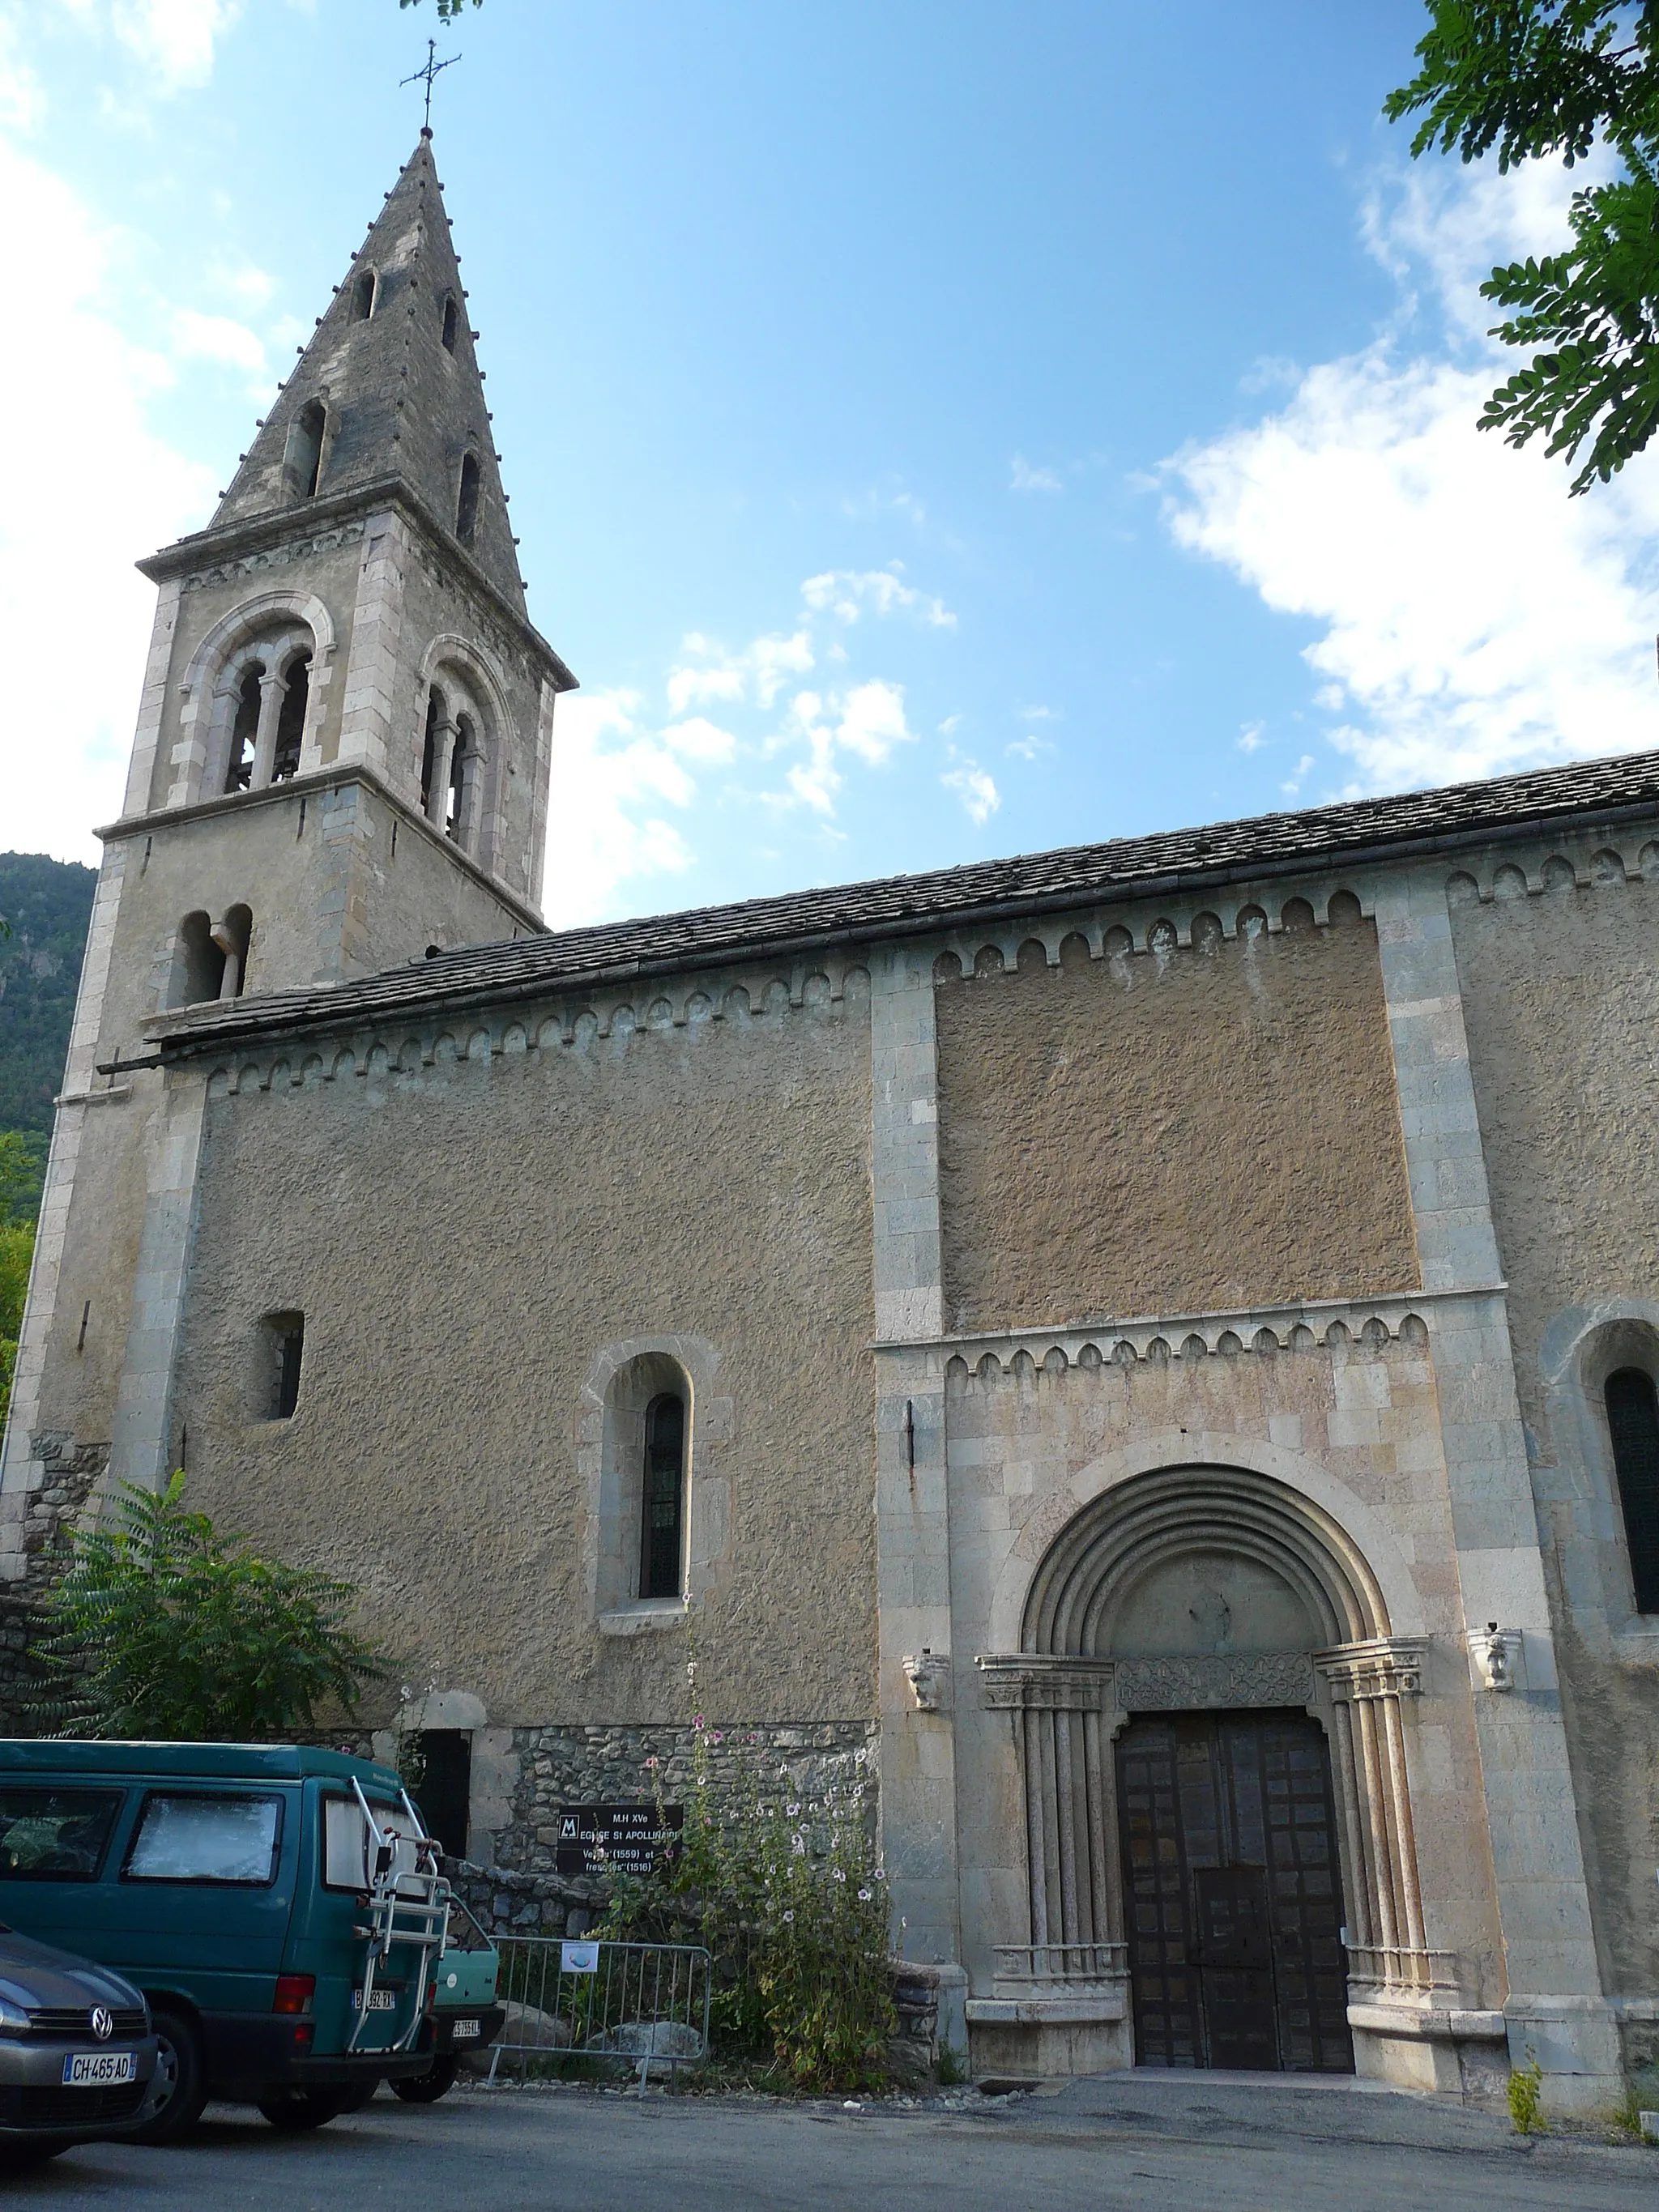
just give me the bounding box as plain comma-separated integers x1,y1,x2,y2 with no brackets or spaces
783,1910,795,1924
858,1888,872,1903
832,1867,847,1883
791,1834,807,1856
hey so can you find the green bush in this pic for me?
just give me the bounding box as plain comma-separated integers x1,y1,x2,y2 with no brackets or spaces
29,1470,384,1739
599,1660,895,2091
1508,2048,1546,2135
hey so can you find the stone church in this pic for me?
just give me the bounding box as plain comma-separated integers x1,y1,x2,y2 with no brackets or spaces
4,135,1657,2111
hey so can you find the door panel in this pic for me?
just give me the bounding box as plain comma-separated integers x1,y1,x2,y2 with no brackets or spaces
1115,1710,1353,2073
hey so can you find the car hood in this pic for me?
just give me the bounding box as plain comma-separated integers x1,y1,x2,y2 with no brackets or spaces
0,1926,145,2014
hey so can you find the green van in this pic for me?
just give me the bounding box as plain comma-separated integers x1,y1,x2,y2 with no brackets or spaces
0,1741,488,2137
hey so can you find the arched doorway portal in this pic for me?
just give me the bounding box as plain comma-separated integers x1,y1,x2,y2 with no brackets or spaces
979,1466,1431,2073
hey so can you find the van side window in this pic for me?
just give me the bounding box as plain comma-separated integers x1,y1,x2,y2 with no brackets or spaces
322,1795,424,1890
124,1793,283,1886
0,1788,122,1881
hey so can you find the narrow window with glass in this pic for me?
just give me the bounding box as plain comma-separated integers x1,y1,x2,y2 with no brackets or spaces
1606,1367,1659,1613
638,1392,686,1600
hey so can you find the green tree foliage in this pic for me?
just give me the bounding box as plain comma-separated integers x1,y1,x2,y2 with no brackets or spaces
598,1660,895,2091
400,0,481,18
0,1132,41,1425
1387,2,1659,492
31,1473,384,1741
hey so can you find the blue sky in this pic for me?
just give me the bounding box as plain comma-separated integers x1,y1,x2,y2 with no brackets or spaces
5,1,1658,927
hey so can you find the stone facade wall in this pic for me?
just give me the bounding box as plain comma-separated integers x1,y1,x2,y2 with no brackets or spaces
169,974,878,1729
1450,846,1659,2001
934,911,1418,1332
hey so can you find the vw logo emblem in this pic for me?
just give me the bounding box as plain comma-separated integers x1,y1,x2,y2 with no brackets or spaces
90,2007,113,2042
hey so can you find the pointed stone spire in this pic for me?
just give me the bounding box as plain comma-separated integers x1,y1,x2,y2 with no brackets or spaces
214,133,525,611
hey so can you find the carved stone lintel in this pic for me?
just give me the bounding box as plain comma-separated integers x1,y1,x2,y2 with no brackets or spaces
1315,1636,1429,1701
1114,1652,1316,1711
975,1654,1115,1713
902,1652,951,1713
1465,1624,1520,1693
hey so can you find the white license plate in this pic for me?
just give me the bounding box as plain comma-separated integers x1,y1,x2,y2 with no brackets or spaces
62,2051,137,2087
450,2017,481,2039
350,1988,398,2014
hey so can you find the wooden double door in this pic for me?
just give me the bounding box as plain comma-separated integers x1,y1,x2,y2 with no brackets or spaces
1116,1709,1353,2073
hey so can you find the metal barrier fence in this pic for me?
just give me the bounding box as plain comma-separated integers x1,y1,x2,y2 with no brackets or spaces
486,1938,712,2091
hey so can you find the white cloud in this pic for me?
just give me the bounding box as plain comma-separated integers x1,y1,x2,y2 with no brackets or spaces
661,715,738,765
114,0,238,91
1237,721,1266,754
0,132,213,867
942,750,1000,824
800,567,956,629
781,680,916,815
667,628,814,713
1010,454,1062,494
541,691,696,925
1164,153,1659,794
170,306,266,377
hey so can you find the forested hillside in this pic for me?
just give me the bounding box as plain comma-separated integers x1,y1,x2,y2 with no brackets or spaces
0,853,94,1138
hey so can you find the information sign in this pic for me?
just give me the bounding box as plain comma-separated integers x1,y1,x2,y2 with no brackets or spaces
554,1803,683,1880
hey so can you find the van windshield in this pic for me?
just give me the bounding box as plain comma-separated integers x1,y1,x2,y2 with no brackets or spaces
322,1795,430,1893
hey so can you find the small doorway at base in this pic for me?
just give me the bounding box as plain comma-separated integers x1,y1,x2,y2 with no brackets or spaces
414,1729,471,1860
1115,1707,1353,2073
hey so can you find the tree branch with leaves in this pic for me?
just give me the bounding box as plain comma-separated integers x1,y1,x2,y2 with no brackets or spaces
1387,1,1659,492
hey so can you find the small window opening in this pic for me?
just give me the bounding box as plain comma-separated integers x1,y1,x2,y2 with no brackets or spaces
271,654,310,782
455,452,480,547
173,910,224,1007
352,269,377,322
420,687,442,813
446,713,472,843
264,1312,305,1421
441,295,458,352
225,667,262,793
638,1392,686,1600
1606,1368,1659,1613
413,1732,471,1860
285,399,326,503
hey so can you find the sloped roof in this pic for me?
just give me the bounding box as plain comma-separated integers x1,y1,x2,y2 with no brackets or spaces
204,134,525,609
149,745,1659,1057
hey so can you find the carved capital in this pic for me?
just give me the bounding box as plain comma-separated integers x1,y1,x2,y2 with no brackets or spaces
975,1654,1115,1713
1315,1635,1428,1701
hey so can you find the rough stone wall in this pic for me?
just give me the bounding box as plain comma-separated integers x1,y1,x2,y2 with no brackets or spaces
935,914,1418,1332
1451,861,1659,1999
0,1435,105,1726
171,986,876,1729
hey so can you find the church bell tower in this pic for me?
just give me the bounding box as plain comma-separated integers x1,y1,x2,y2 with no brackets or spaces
0,135,574,1575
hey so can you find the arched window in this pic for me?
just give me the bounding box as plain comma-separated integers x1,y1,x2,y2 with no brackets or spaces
441,295,458,352
455,452,480,547
285,400,326,502
1606,1369,1659,1612
224,666,262,793
215,904,252,999
352,269,377,322
446,713,473,844
271,653,309,782
638,1393,686,1600
420,686,444,814
172,911,224,1007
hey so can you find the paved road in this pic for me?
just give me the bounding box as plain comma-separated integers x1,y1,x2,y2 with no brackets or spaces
6,2073,1655,2211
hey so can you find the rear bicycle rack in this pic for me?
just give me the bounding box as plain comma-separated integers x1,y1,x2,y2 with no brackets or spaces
347,1779,452,2055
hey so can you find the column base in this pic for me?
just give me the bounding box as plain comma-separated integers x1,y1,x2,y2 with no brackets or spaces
966,1990,1132,2078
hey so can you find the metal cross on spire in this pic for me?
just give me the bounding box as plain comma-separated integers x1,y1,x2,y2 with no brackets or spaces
402,38,460,131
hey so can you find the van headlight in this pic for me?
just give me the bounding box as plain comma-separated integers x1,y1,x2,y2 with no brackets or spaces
0,1995,30,2035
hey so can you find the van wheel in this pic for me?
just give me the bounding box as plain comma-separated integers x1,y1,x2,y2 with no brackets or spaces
134,2008,208,2145
256,2089,346,2132
391,2055,459,2103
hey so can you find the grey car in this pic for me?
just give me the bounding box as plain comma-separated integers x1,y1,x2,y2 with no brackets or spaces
0,1924,160,2165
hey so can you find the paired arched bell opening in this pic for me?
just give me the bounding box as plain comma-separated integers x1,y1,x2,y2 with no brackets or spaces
986,1464,1436,2047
